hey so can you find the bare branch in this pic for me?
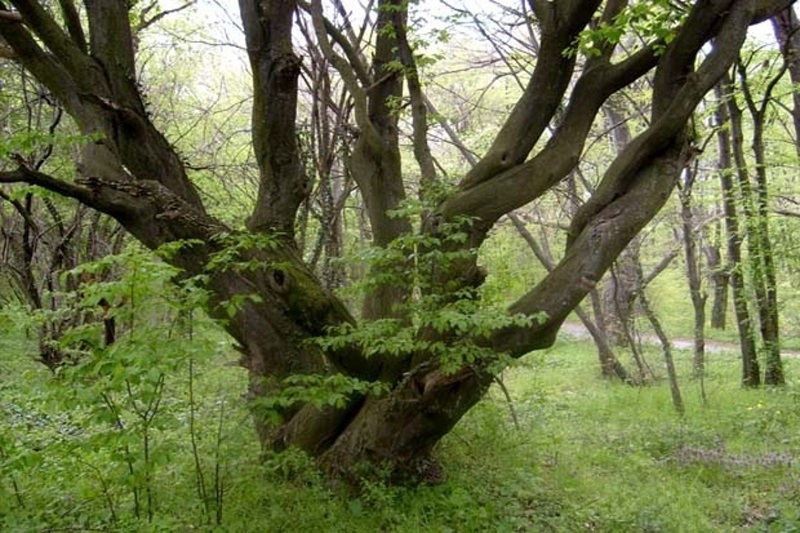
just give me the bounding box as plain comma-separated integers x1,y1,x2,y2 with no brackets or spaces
136,1,197,33
424,94,479,167
298,0,371,86
57,0,86,52
0,166,94,204
308,0,380,149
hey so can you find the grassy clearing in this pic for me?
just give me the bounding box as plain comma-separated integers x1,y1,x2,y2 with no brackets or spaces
1,326,800,531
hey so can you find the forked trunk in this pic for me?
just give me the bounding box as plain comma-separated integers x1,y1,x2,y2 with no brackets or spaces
317,369,492,482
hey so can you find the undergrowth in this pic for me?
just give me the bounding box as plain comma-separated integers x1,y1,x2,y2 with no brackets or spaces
1,315,799,531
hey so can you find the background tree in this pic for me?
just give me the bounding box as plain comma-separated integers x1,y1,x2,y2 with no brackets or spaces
0,65,124,368
715,78,761,386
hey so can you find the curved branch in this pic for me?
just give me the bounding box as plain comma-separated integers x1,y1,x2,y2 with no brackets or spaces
460,0,603,189
569,0,758,244
440,44,658,230
308,0,380,150
488,0,762,357
240,0,308,235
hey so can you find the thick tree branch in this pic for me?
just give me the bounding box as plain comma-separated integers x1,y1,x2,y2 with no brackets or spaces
0,166,94,204
488,0,760,357
240,0,309,235
57,0,86,52
0,8,20,21
570,0,758,245
0,3,85,106
1,1,202,209
83,0,136,78
440,44,658,231
461,0,603,189
7,0,88,72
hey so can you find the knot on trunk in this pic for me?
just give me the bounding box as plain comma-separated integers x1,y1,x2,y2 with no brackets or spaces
269,268,290,293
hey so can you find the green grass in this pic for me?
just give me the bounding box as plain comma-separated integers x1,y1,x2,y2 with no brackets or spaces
488,339,800,531
2,325,800,531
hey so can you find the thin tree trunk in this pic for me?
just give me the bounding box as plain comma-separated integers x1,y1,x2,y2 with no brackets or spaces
715,82,760,387
636,270,685,415
677,165,707,376
772,7,800,159
737,60,785,385
704,229,729,330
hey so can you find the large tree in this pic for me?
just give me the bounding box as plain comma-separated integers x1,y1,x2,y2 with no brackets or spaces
0,0,793,481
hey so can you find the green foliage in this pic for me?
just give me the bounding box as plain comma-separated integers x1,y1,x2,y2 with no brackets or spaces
318,200,540,374
205,231,281,273
0,130,103,159
3,306,800,531
252,374,388,426
0,244,243,528
573,0,687,57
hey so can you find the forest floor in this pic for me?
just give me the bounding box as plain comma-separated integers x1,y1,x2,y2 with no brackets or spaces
3,325,800,531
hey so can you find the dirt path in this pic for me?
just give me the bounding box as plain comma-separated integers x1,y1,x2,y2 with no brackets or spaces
558,322,800,358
